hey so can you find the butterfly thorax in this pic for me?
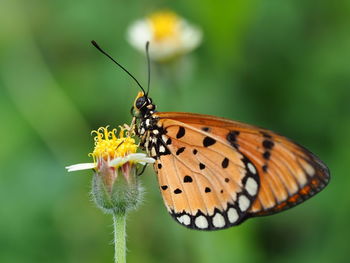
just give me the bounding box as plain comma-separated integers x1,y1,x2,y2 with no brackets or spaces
132,92,170,159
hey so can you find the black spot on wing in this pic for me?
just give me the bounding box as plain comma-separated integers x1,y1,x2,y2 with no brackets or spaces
262,165,268,172
174,188,182,194
184,175,193,183
205,187,211,193
176,147,186,155
222,157,229,168
203,136,216,147
161,185,168,190
263,151,271,160
199,163,206,170
176,127,185,139
263,139,274,149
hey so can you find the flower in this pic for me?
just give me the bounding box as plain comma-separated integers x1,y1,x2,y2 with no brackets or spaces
66,126,154,172
66,126,155,214
127,10,202,61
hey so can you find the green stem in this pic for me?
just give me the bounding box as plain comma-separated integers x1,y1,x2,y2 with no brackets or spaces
113,212,127,263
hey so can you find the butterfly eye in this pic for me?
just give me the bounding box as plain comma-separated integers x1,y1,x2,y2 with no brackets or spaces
135,96,147,109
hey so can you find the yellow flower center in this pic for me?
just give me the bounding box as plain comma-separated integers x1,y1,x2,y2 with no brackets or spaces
148,11,180,41
90,126,137,162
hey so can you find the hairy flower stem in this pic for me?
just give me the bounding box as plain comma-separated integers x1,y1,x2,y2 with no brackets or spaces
113,212,127,263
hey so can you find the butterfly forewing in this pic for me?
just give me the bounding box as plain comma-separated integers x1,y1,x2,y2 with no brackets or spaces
150,112,329,228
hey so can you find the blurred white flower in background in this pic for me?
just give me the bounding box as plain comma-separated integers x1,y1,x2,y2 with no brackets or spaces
127,11,202,62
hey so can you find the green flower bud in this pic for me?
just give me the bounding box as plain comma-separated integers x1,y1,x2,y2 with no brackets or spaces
92,160,143,214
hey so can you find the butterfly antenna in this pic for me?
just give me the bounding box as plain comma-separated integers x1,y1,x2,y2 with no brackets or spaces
145,41,151,96
91,40,146,95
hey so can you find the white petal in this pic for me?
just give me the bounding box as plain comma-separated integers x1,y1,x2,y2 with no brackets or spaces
180,22,202,51
109,153,155,167
65,163,96,172
137,157,156,165
108,157,125,167
127,20,152,52
126,153,147,160
127,153,155,164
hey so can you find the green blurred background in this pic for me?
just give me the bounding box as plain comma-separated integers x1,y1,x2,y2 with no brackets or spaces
1,0,349,262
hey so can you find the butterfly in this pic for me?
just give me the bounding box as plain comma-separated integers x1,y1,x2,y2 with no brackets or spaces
92,41,330,231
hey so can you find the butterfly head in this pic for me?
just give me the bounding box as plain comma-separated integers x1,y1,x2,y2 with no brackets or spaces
132,91,156,118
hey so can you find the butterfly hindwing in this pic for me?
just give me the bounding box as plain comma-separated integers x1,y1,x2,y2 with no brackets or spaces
153,118,260,230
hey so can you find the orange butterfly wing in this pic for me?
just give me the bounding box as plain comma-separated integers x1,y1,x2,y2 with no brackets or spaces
151,112,329,230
